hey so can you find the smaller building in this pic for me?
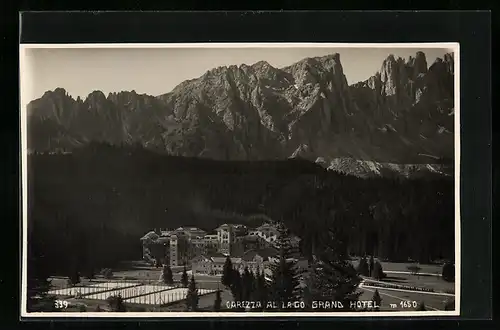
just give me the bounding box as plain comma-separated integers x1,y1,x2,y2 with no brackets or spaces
191,248,279,276
249,224,279,244
191,255,214,275
235,234,272,253
192,252,243,276
239,247,279,274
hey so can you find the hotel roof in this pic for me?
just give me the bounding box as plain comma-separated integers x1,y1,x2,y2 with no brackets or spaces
140,231,159,241
242,247,279,262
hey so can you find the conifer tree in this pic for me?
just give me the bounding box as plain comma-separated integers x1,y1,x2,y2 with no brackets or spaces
368,255,375,276
371,261,385,280
254,269,268,311
229,269,243,303
307,216,362,311
221,257,233,287
442,262,455,282
241,267,254,301
186,275,199,311
357,256,370,276
162,264,174,285
250,269,259,301
268,222,301,311
372,289,382,311
301,272,314,311
213,289,222,312
181,265,189,288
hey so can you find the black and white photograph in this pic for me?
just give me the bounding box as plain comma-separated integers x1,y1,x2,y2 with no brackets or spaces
20,43,459,317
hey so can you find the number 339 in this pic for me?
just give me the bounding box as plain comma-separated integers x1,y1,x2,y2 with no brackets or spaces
54,300,69,309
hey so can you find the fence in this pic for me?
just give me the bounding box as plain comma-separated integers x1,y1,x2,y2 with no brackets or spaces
48,278,218,307
124,287,215,306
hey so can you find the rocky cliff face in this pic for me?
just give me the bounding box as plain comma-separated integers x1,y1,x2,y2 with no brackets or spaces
26,51,455,177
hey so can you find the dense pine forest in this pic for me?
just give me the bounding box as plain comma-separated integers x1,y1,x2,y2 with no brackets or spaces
27,143,455,278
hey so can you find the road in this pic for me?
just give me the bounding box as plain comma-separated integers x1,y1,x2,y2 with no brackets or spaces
358,284,454,311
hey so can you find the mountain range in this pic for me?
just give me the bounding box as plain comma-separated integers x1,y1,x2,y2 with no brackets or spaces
26,51,455,177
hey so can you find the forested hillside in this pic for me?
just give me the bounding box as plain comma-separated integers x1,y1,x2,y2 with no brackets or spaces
27,143,454,277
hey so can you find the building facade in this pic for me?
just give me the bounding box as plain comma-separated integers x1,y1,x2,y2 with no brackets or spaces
191,248,279,276
215,224,236,256
140,229,189,267
140,223,298,267
175,227,207,240
191,253,244,276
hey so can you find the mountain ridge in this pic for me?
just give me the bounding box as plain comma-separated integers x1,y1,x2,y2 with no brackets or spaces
26,51,455,177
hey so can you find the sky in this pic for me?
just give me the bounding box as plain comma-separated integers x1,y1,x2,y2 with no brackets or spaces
21,46,454,105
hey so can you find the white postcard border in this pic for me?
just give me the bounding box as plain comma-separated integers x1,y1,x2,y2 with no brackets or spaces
19,42,461,318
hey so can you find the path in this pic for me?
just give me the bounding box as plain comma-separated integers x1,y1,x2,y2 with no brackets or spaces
360,285,441,311
383,270,442,277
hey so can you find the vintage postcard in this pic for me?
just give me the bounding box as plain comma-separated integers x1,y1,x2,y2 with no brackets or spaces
20,43,460,317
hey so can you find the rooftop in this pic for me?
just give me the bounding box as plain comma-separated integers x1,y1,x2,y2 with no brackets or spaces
242,247,279,261
176,226,205,232
215,223,247,230
140,231,159,241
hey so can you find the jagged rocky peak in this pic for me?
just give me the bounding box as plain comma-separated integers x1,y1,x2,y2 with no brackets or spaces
27,50,455,175
366,72,382,90
249,60,282,80
283,53,347,87
371,51,450,99
328,52,341,62
51,87,69,96
252,60,272,69
288,53,342,71
443,52,454,72
28,87,76,114
379,54,408,96
429,53,455,76
40,88,73,101
107,90,141,103
86,90,107,101
205,65,234,77
83,90,110,110
316,53,344,75
407,51,428,78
